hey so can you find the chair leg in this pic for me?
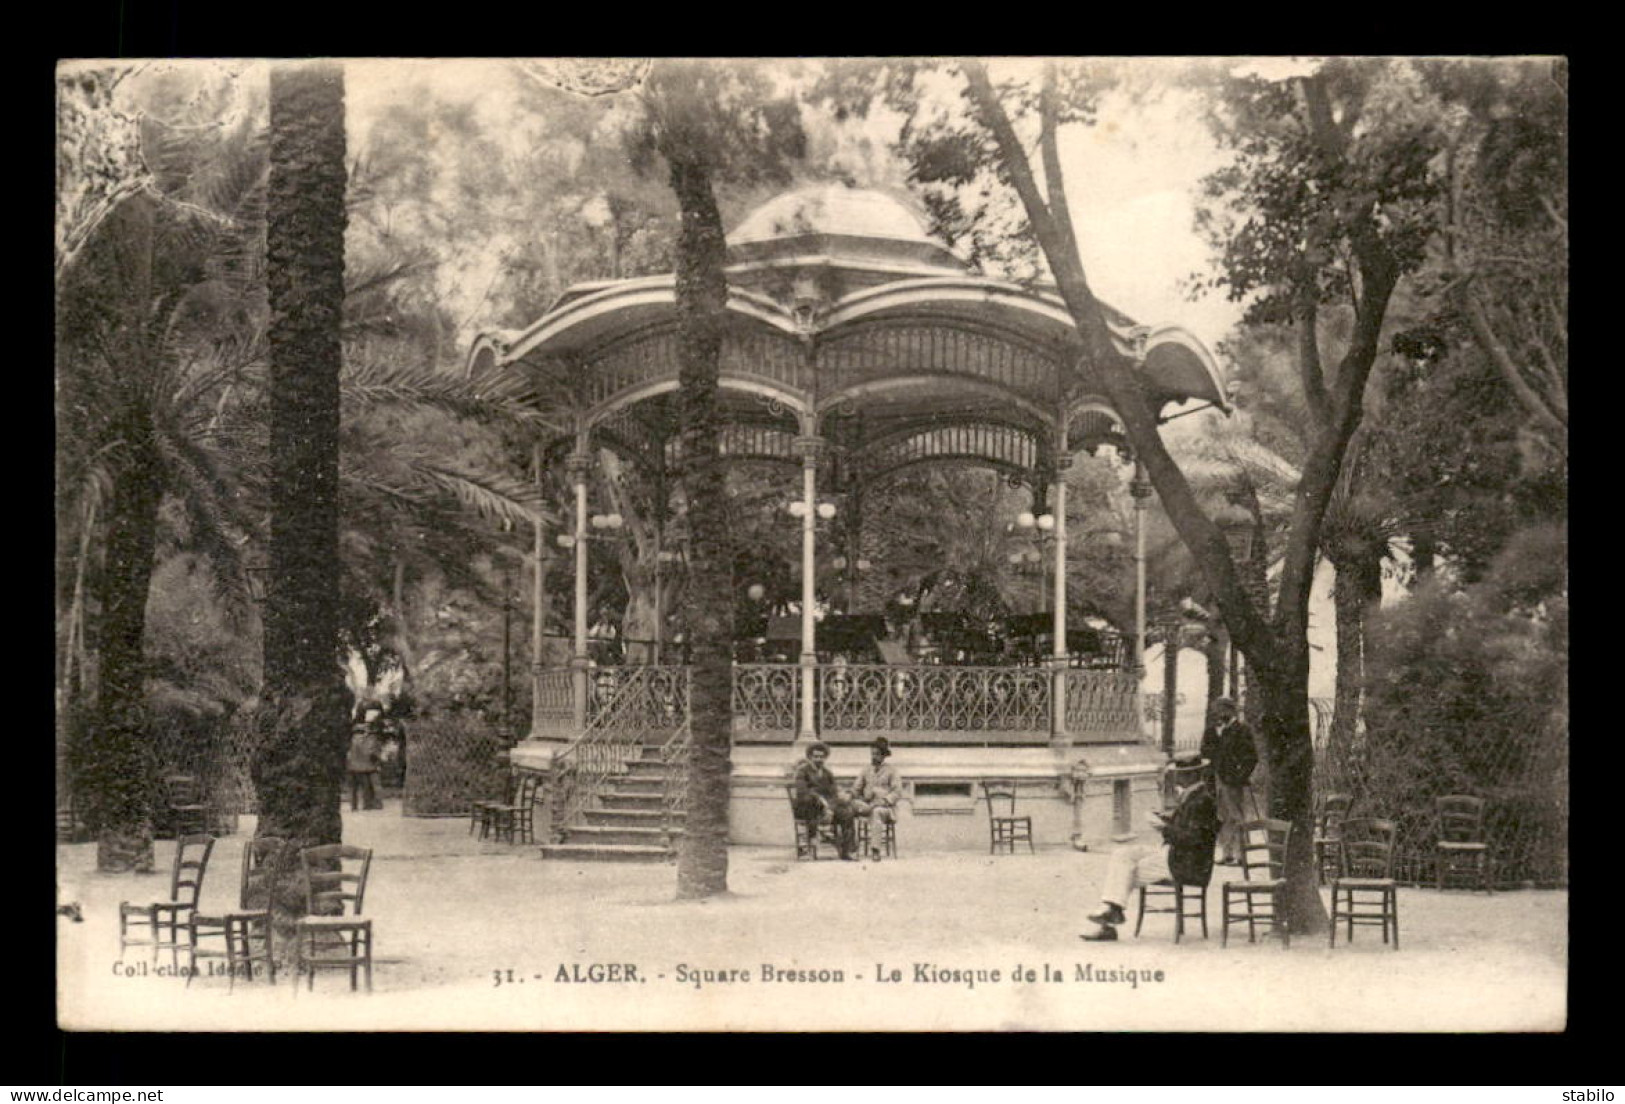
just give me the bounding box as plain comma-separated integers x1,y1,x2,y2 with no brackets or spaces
1277,888,1289,950
1220,889,1230,948
1172,887,1184,945
1134,887,1147,937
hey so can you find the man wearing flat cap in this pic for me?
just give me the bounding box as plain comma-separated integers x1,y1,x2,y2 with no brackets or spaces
1080,751,1219,940
791,740,857,859
852,737,902,862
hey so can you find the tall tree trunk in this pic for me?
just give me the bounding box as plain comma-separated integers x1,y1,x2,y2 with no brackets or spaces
1328,547,1382,770
87,408,164,873
252,61,350,934
1160,624,1180,756
84,197,160,874
1204,624,1227,706
1254,653,1320,931
959,61,1407,935
664,126,733,900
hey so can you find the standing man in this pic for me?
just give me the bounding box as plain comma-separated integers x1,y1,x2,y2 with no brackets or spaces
852,737,902,862
1080,752,1218,940
791,740,856,860
1200,696,1258,865
346,708,383,812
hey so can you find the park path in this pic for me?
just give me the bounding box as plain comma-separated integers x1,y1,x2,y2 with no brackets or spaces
58,798,1566,1032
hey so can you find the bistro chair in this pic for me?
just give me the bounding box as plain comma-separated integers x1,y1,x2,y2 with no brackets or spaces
187,836,283,990
294,844,374,993
1328,818,1400,950
468,769,512,837
855,811,899,860
1313,793,1353,885
482,771,543,844
1135,876,1210,943
119,834,215,969
1221,819,1292,949
162,774,211,839
1435,794,1492,892
981,780,1034,855
786,784,841,861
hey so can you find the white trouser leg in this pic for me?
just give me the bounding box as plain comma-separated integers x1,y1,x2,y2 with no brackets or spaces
1101,843,1173,908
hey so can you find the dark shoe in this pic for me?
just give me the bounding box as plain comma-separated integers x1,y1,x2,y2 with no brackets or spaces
870,848,883,862
840,853,857,861
1079,925,1119,941
1087,904,1126,926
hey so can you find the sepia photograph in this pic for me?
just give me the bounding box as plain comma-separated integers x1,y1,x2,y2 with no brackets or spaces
54,56,1568,1033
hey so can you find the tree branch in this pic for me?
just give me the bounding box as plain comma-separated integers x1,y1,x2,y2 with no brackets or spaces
1039,61,1081,266
1461,287,1568,441
961,58,1276,667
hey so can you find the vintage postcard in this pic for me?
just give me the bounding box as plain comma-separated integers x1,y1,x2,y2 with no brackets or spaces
56,56,1567,1032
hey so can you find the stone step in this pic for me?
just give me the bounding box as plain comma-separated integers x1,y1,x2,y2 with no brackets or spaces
583,808,687,827
563,825,683,847
623,759,672,778
597,792,665,811
610,777,668,795
540,842,674,863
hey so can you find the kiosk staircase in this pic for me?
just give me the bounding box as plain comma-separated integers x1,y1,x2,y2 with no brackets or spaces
540,740,687,863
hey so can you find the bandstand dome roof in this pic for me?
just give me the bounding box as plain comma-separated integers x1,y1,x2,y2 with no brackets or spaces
470,184,1228,475
727,184,939,248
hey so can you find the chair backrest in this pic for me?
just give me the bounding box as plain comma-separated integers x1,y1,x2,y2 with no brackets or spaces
1238,819,1292,882
1317,793,1352,836
170,834,216,907
1436,794,1485,843
300,844,373,917
517,771,544,805
165,774,204,806
239,836,285,911
1340,818,1396,879
981,780,1019,818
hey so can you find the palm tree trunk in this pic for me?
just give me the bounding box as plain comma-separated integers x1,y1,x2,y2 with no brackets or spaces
664,129,733,900
88,408,164,873
252,61,351,932
84,197,160,874
1329,549,1382,768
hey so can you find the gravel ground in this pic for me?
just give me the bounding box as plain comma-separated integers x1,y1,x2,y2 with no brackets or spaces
57,799,1566,1032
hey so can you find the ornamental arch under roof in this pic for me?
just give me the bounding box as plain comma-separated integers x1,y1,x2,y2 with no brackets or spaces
469,184,1228,484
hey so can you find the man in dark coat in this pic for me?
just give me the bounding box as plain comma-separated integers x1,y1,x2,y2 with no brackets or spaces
1200,696,1259,864
1080,752,1219,940
790,740,857,859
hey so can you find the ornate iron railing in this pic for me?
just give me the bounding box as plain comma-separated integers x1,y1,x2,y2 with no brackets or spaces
535,668,574,725
732,664,800,732
546,665,687,842
819,664,1051,733
658,719,691,851
537,661,1145,746
1064,669,1142,737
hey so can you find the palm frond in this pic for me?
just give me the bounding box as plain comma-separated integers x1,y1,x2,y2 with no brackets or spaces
339,358,563,433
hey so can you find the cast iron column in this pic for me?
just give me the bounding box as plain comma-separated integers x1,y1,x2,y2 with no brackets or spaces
795,435,825,740
530,440,545,739
568,447,592,732
1130,461,1153,744
1050,457,1070,746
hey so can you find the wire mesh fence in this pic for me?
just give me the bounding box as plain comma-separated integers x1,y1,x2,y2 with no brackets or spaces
402,712,512,817
1314,713,1568,889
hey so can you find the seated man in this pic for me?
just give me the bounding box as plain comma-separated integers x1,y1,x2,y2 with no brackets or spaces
1080,752,1219,941
851,737,902,862
791,740,856,860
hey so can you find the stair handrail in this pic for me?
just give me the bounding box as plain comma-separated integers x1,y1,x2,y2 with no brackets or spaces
658,718,692,851
546,665,687,844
